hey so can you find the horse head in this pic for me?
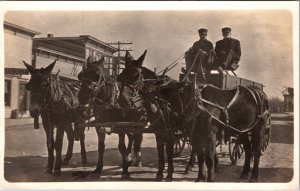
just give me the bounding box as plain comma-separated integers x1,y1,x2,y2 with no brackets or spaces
24,60,57,129
24,60,56,119
117,50,147,106
77,56,107,106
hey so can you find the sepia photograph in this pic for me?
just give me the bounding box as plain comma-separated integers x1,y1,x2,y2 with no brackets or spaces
1,1,299,191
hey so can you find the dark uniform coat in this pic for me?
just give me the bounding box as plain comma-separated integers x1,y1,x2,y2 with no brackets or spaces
185,39,214,73
214,38,241,70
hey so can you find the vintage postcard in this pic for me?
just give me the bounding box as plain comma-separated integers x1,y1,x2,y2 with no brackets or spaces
0,1,298,191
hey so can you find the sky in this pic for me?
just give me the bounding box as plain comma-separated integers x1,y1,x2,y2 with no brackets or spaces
3,4,297,99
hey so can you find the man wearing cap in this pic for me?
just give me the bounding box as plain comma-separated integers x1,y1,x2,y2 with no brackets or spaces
184,28,215,80
214,27,241,72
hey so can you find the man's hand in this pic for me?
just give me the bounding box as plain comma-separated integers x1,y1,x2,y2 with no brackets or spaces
199,49,208,55
220,50,226,55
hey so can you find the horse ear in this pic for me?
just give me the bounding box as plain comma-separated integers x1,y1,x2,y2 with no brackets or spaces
23,61,34,74
136,50,147,67
125,51,131,61
44,59,57,74
124,51,131,68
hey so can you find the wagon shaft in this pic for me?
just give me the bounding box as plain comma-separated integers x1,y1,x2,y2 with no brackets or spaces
78,121,148,128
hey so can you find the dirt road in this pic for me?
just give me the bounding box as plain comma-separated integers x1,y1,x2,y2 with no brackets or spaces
4,113,294,182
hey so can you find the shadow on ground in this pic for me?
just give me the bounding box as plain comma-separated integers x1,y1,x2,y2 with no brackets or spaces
4,147,293,182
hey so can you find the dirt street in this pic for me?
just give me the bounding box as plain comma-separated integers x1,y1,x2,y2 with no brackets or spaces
4,113,294,183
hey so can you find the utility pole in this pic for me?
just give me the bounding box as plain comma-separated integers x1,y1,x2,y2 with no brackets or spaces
108,41,133,80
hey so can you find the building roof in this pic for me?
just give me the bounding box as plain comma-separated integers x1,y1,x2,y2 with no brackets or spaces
34,35,117,53
4,21,41,36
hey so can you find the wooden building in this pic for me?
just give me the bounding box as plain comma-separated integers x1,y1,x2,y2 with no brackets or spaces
283,87,294,112
33,35,117,81
4,21,40,118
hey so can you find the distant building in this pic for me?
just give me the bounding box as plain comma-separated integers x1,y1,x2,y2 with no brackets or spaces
33,35,117,81
4,21,40,118
283,87,294,112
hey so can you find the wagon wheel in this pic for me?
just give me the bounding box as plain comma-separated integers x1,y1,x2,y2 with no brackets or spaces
174,133,187,157
262,116,272,153
229,137,244,165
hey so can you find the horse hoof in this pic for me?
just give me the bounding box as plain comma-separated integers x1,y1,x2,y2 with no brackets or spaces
121,172,131,180
90,172,101,178
156,174,164,181
239,173,249,180
135,161,142,167
249,177,258,182
195,176,206,182
184,167,193,174
165,176,173,182
53,170,61,176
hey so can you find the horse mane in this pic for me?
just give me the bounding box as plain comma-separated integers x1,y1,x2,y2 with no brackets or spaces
48,75,80,111
100,64,114,83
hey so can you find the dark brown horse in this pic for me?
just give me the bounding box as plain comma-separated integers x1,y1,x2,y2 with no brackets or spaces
76,57,143,179
117,50,180,181
24,60,87,176
167,78,270,182
175,49,270,181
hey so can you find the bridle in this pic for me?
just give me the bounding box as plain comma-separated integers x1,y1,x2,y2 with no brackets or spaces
79,63,107,107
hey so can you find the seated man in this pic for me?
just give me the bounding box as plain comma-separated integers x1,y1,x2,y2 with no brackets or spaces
214,27,241,72
184,28,215,81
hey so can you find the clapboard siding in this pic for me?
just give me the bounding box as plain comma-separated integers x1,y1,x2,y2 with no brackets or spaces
36,55,83,79
4,23,37,118
4,29,33,68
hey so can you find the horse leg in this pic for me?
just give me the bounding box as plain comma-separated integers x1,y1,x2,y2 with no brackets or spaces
214,151,220,172
62,124,74,165
205,134,216,182
195,146,206,182
118,132,131,179
126,133,133,165
249,124,264,182
43,124,54,174
53,126,65,176
133,133,143,167
184,147,196,174
165,138,174,182
79,129,87,164
155,134,165,181
94,127,105,175
240,133,252,179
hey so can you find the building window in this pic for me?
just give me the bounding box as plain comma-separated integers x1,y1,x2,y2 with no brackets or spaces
5,80,11,106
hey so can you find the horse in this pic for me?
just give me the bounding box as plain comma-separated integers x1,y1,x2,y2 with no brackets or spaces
23,60,87,176
76,56,143,179
170,61,269,182
117,50,181,181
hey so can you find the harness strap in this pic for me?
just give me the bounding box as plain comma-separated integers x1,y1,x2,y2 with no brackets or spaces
227,87,240,109
244,86,260,114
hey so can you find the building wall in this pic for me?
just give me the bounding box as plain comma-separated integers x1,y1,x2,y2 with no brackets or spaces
35,52,83,78
4,29,33,67
4,28,34,118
